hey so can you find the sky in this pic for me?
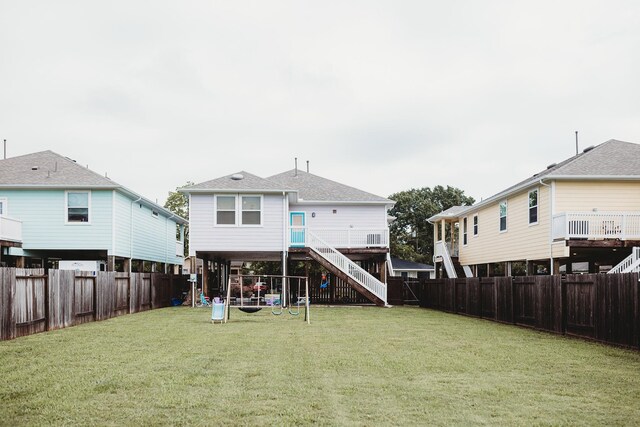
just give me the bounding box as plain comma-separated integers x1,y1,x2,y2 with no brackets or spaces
1,1,640,206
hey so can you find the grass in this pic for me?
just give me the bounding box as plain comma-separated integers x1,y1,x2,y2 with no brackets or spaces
1,306,640,426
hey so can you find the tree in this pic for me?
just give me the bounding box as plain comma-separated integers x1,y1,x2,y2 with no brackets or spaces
164,182,193,257
388,185,474,264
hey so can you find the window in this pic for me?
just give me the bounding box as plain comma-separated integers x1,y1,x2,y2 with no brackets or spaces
241,196,261,225
152,210,159,218
0,198,6,216
462,217,468,245
528,189,538,224
473,214,478,236
216,196,236,225
66,191,90,223
499,200,507,232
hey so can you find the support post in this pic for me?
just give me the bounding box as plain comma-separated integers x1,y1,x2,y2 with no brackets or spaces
107,256,116,272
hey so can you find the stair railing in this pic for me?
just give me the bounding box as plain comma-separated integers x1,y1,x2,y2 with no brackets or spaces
608,247,640,274
307,231,387,304
434,241,457,278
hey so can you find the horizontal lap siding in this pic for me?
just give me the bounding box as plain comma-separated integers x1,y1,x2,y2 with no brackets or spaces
459,185,550,265
190,194,284,254
555,181,640,212
288,204,387,229
0,190,112,251
113,192,132,258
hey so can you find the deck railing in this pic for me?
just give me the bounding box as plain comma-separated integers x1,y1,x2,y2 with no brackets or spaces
288,227,389,249
552,212,640,240
0,216,22,243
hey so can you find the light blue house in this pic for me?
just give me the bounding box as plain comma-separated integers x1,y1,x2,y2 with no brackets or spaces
0,151,187,271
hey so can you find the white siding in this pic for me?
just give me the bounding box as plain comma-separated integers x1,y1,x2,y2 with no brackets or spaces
190,193,285,255
288,204,387,229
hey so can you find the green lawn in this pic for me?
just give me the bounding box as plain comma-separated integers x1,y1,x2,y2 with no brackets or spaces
1,306,640,426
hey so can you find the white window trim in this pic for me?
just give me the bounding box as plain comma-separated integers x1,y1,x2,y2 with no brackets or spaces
462,217,468,246
528,188,539,226
214,194,264,227
473,214,478,237
65,190,91,225
214,194,238,227
499,200,507,233
240,194,264,227
0,197,7,217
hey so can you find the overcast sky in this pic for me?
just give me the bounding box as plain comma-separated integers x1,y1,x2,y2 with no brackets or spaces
1,1,639,205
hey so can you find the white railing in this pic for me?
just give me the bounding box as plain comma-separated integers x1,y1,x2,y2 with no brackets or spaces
0,216,22,242
552,212,640,240
434,240,457,278
307,231,387,305
175,241,184,257
289,227,389,249
609,247,640,274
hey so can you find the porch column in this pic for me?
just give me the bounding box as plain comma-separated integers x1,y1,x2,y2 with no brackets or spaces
16,256,25,268
379,258,387,284
107,256,116,272
123,258,132,273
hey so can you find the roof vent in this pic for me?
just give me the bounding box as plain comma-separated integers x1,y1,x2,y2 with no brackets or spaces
582,145,595,153
546,163,557,170
230,173,244,181
31,166,38,170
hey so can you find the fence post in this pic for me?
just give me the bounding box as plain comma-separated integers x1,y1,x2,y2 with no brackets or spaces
561,275,567,336
44,274,49,332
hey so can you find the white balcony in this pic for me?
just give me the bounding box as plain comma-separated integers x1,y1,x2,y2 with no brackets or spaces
552,212,640,240
0,216,22,243
288,227,389,249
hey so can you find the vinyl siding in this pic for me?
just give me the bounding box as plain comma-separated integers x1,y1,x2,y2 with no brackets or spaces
288,204,387,229
0,189,112,251
129,198,183,265
458,185,551,265
555,181,640,212
189,193,285,255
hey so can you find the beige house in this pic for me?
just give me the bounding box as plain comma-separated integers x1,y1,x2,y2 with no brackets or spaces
429,139,640,277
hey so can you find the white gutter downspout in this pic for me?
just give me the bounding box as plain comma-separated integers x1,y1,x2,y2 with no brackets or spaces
539,179,554,274
165,213,176,273
130,196,142,273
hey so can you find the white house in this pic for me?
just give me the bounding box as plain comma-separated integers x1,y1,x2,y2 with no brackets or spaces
181,169,394,305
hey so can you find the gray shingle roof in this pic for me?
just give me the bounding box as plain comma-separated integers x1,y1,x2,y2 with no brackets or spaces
427,205,468,222
0,150,187,224
448,139,640,218
0,150,117,187
390,257,433,270
184,171,289,192
267,170,392,203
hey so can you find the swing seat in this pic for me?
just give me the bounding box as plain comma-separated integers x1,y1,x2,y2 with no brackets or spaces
320,282,328,289
238,307,262,313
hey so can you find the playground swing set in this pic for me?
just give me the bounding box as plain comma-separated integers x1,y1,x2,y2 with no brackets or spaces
211,274,311,324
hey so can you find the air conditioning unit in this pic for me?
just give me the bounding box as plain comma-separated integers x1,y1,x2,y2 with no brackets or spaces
367,233,382,246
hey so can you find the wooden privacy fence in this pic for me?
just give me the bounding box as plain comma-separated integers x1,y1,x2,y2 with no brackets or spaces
388,273,640,349
0,268,183,341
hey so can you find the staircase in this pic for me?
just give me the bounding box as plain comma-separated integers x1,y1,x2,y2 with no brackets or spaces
434,241,472,278
608,247,640,274
306,231,387,306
